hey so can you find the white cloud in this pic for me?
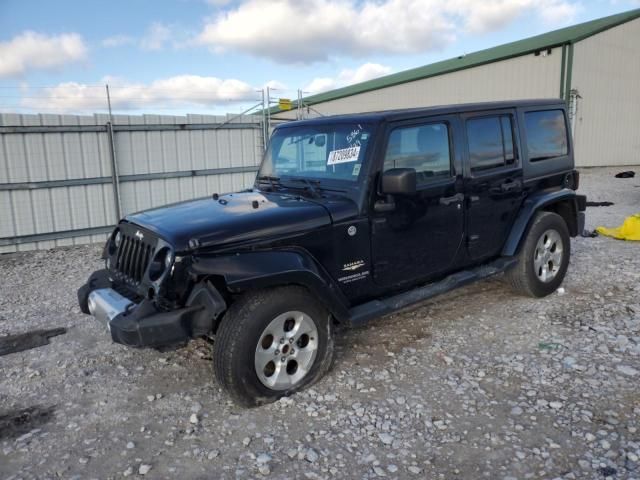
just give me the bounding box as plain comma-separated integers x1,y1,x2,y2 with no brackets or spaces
537,0,581,25
103,23,189,51
0,31,87,77
452,0,532,33
102,34,135,48
140,22,173,51
451,0,579,31
263,79,288,90
340,63,393,85
20,75,265,113
304,77,337,94
197,0,453,62
197,0,579,63
609,0,640,5
304,62,393,94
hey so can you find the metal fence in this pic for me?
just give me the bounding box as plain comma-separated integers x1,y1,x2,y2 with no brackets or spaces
0,112,264,253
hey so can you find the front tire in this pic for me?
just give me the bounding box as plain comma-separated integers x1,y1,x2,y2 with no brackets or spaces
213,286,334,407
505,211,570,297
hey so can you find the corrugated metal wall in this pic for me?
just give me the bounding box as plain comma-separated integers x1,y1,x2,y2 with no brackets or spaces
275,51,562,119
571,18,640,167
0,113,263,253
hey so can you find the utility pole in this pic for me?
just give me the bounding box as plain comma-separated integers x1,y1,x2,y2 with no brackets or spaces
105,84,122,221
266,86,271,141
106,84,113,119
261,88,267,152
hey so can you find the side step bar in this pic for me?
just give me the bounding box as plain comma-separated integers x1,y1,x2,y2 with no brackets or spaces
347,257,517,327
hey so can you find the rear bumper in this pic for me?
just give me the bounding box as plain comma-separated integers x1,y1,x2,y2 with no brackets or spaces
78,270,201,348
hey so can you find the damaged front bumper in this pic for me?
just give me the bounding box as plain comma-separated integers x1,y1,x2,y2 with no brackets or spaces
78,270,224,348
87,287,200,347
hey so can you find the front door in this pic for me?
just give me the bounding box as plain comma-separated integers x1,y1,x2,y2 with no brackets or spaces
371,117,465,288
462,110,524,261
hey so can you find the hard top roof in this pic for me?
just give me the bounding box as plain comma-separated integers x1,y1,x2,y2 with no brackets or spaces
275,99,566,128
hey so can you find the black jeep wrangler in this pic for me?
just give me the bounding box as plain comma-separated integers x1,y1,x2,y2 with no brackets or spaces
79,99,586,406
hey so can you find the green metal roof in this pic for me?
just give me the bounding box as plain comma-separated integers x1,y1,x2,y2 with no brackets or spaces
279,8,640,110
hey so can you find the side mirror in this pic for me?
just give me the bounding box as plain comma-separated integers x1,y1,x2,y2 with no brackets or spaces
381,168,417,195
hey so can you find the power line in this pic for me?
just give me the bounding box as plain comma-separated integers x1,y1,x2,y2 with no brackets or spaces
0,95,263,101
0,84,106,89
0,83,270,116
7,104,260,110
0,85,296,95
0,95,109,99
0,85,275,92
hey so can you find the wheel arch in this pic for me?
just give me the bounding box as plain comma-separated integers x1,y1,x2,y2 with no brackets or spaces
188,249,351,325
502,189,579,257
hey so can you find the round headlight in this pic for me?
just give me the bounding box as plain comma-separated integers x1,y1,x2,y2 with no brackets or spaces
149,247,172,281
107,229,121,256
164,251,174,269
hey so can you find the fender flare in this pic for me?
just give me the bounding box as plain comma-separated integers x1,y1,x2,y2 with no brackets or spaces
188,249,351,322
502,188,579,256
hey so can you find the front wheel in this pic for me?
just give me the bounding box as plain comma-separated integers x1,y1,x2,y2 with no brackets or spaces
505,211,570,297
213,286,334,407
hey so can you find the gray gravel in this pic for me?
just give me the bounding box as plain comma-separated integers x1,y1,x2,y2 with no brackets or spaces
1,166,639,480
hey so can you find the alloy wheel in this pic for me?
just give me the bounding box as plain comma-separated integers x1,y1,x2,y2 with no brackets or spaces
254,311,319,390
533,229,564,283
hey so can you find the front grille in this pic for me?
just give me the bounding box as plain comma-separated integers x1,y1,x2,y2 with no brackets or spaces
113,233,155,284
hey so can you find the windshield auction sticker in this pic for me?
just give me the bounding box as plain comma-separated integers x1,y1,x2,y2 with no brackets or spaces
327,146,361,165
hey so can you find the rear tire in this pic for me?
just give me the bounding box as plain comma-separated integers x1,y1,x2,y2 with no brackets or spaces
505,211,570,297
213,286,334,407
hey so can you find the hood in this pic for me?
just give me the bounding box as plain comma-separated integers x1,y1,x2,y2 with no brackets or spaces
124,190,352,252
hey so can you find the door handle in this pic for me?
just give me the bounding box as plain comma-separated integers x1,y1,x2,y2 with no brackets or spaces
500,180,522,193
439,193,464,206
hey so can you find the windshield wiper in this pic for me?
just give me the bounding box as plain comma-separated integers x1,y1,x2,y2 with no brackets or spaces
285,178,323,199
258,175,330,199
257,175,282,191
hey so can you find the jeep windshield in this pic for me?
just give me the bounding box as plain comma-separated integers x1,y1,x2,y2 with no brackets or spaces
258,123,374,188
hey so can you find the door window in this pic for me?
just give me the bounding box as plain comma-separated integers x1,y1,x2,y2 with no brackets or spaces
524,110,568,161
383,122,451,185
466,115,515,172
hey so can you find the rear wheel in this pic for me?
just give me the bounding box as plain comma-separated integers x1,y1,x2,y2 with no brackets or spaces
505,211,570,297
213,286,333,407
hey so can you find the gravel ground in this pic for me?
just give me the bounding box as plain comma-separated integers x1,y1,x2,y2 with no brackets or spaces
1,166,639,480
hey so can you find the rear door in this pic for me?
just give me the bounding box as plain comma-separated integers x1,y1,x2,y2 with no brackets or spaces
371,115,465,288
462,109,525,261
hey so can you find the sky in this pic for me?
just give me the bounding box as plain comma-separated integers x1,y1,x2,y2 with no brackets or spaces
0,0,638,116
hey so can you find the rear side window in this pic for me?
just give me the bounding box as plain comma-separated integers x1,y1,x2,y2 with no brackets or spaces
383,122,451,185
466,115,515,172
524,110,568,161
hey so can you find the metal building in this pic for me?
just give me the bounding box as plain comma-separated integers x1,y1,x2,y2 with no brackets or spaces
274,9,640,167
